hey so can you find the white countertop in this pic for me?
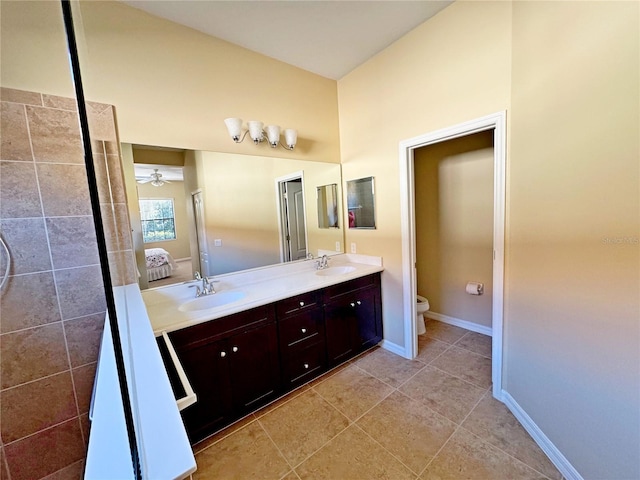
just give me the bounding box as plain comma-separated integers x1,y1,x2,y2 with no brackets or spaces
143,254,384,334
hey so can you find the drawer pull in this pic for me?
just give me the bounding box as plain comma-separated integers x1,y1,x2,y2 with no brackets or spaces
232,346,239,353
220,351,227,358
303,363,309,369
299,301,305,307
301,328,307,334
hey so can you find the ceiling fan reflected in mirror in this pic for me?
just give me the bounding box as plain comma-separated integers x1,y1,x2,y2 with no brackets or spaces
137,168,171,187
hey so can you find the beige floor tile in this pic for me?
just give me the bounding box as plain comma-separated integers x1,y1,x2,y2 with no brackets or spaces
282,471,301,480
313,364,394,420
353,347,425,387
430,346,492,389
258,389,349,466
455,331,492,358
357,391,457,475
420,428,547,480
191,413,256,454
399,366,486,424
416,336,450,364
295,424,415,480
462,393,562,480
254,384,312,419
193,421,290,480
424,320,468,344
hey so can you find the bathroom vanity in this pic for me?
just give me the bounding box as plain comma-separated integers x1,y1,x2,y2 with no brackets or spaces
144,254,383,443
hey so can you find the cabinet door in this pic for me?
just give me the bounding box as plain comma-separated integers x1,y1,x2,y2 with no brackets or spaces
353,287,383,349
177,338,233,442
324,298,359,365
227,322,280,412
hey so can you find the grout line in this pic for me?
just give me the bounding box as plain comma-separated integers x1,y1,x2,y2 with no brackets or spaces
255,417,298,471
0,309,106,337
2,416,80,448
416,385,488,478
460,425,556,480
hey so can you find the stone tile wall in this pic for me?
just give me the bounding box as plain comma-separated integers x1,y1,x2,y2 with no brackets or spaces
0,87,135,479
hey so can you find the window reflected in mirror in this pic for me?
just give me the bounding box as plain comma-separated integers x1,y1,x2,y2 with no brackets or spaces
347,176,376,229
317,183,339,228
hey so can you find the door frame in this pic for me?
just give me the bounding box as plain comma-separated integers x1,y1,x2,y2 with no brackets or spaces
191,189,210,276
399,111,506,398
275,171,308,263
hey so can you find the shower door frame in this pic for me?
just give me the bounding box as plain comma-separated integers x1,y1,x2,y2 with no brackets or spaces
399,111,506,399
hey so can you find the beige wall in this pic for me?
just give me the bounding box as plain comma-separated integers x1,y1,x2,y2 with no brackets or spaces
415,131,494,328
338,1,639,479
338,0,512,347
0,0,341,163
507,2,639,478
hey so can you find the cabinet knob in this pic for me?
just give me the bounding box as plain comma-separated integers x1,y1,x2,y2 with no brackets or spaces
301,328,307,334
220,351,226,358
299,301,305,307
350,302,355,307
357,300,362,305
232,346,239,353
303,363,309,369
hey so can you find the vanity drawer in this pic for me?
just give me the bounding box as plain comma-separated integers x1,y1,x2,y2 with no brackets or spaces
281,341,326,386
169,304,275,349
279,308,324,349
324,273,380,301
276,290,320,318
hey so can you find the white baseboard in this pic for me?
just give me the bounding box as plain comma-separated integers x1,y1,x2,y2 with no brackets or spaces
380,339,407,358
425,312,492,336
174,257,192,263
500,390,583,480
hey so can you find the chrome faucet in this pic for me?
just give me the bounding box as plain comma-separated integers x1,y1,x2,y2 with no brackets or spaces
190,271,216,297
316,254,329,270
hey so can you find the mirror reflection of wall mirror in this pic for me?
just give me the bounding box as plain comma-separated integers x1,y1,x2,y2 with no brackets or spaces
123,145,344,289
347,176,376,229
317,183,339,229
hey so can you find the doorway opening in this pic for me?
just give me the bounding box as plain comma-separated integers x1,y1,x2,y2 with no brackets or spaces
399,112,506,398
276,172,308,262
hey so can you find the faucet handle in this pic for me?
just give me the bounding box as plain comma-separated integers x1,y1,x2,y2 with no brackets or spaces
194,271,202,280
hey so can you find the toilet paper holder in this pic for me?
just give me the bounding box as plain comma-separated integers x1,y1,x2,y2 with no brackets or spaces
466,282,484,295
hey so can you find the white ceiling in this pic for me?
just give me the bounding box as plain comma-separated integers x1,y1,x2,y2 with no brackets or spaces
121,1,453,80
134,164,184,182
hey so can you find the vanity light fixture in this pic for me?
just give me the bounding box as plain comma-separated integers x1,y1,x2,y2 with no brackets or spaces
224,117,297,150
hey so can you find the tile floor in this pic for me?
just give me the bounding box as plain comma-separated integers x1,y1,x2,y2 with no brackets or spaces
190,320,562,480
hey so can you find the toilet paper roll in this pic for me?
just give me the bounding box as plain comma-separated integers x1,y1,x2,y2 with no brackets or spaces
466,282,484,295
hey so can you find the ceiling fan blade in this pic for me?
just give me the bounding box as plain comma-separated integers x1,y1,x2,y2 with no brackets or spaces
137,178,153,184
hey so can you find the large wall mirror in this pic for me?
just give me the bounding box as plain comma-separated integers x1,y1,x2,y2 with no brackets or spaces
123,144,344,289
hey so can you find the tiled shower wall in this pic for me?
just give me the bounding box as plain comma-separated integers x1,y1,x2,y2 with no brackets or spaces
0,87,135,480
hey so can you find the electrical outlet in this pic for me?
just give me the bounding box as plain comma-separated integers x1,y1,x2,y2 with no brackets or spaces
335,241,341,252
214,239,222,247
350,242,357,253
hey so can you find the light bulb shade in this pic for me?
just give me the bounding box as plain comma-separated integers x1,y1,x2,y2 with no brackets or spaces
224,117,243,141
247,121,264,143
284,129,297,149
265,125,281,147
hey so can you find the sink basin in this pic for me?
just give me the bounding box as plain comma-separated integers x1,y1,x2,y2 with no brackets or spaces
315,266,356,276
179,291,246,312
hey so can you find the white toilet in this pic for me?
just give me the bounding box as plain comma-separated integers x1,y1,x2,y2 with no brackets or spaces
416,295,430,335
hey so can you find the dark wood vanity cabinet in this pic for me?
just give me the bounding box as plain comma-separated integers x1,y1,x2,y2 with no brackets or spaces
168,305,280,442
324,274,383,366
167,272,382,443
